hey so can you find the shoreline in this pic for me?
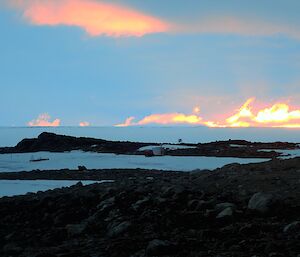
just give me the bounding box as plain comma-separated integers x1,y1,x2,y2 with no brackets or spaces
1,132,299,159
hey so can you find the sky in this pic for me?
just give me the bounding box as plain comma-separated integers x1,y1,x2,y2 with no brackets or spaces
1,0,300,127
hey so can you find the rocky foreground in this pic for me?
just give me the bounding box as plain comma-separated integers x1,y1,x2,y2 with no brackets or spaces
0,158,299,257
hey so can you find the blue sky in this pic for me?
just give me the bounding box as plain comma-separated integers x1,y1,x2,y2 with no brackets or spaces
0,0,300,126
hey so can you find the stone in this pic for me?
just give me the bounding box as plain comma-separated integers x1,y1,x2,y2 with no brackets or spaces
132,197,150,211
146,239,175,256
187,199,201,211
66,223,87,237
35,253,57,257
216,207,234,219
3,243,23,254
248,192,278,214
215,202,236,212
107,221,131,238
97,197,115,212
283,221,300,234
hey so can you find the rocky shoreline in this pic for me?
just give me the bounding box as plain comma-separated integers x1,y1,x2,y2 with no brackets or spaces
1,132,298,158
0,157,299,257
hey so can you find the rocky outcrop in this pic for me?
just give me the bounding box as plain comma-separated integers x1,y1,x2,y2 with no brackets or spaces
0,132,154,154
1,132,298,158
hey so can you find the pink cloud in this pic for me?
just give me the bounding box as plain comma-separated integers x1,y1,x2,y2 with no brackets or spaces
5,2,300,39
28,113,60,127
8,0,169,37
115,113,203,127
79,121,90,127
115,116,135,127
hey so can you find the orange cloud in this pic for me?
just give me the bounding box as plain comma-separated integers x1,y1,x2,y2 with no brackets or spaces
5,2,300,39
116,98,300,128
28,113,60,127
79,121,90,127
116,112,203,127
206,98,300,128
8,0,168,37
116,117,135,127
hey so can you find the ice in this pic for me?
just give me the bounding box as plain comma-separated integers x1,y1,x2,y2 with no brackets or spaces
0,151,270,172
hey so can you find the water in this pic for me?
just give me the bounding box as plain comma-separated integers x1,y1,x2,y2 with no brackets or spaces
0,126,299,147
0,180,113,198
0,127,298,197
0,151,269,172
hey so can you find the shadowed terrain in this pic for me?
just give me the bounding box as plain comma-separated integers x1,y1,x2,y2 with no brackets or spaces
0,158,299,257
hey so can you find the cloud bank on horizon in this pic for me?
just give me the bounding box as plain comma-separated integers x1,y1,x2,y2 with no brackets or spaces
116,99,300,128
5,0,300,39
28,113,60,127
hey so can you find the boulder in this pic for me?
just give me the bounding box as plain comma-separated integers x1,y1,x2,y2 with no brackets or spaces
132,197,150,211
283,221,300,234
216,207,234,219
107,221,131,238
215,202,236,212
248,192,278,214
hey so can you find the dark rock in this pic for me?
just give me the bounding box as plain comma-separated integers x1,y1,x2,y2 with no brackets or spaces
283,221,300,234
35,253,57,257
66,223,87,237
216,207,234,219
146,239,175,256
107,221,131,238
248,192,279,214
78,166,87,171
2,243,23,254
215,202,236,212
132,197,151,211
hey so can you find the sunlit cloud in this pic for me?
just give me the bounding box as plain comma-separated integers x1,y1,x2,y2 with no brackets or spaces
28,113,60,127
116,98,300,128
7,0,169,37
206,98,300,128
79,121,90,127
116,112,203,127
116,117,135,127
5,1,300,40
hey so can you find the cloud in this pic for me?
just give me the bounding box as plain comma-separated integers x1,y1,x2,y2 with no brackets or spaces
116,112,203,127
116,98,300,128
28,113,60,127
115,117,135,127
7,0,168,37
5,1,300,40
205,98,300,128
79,121,90,127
